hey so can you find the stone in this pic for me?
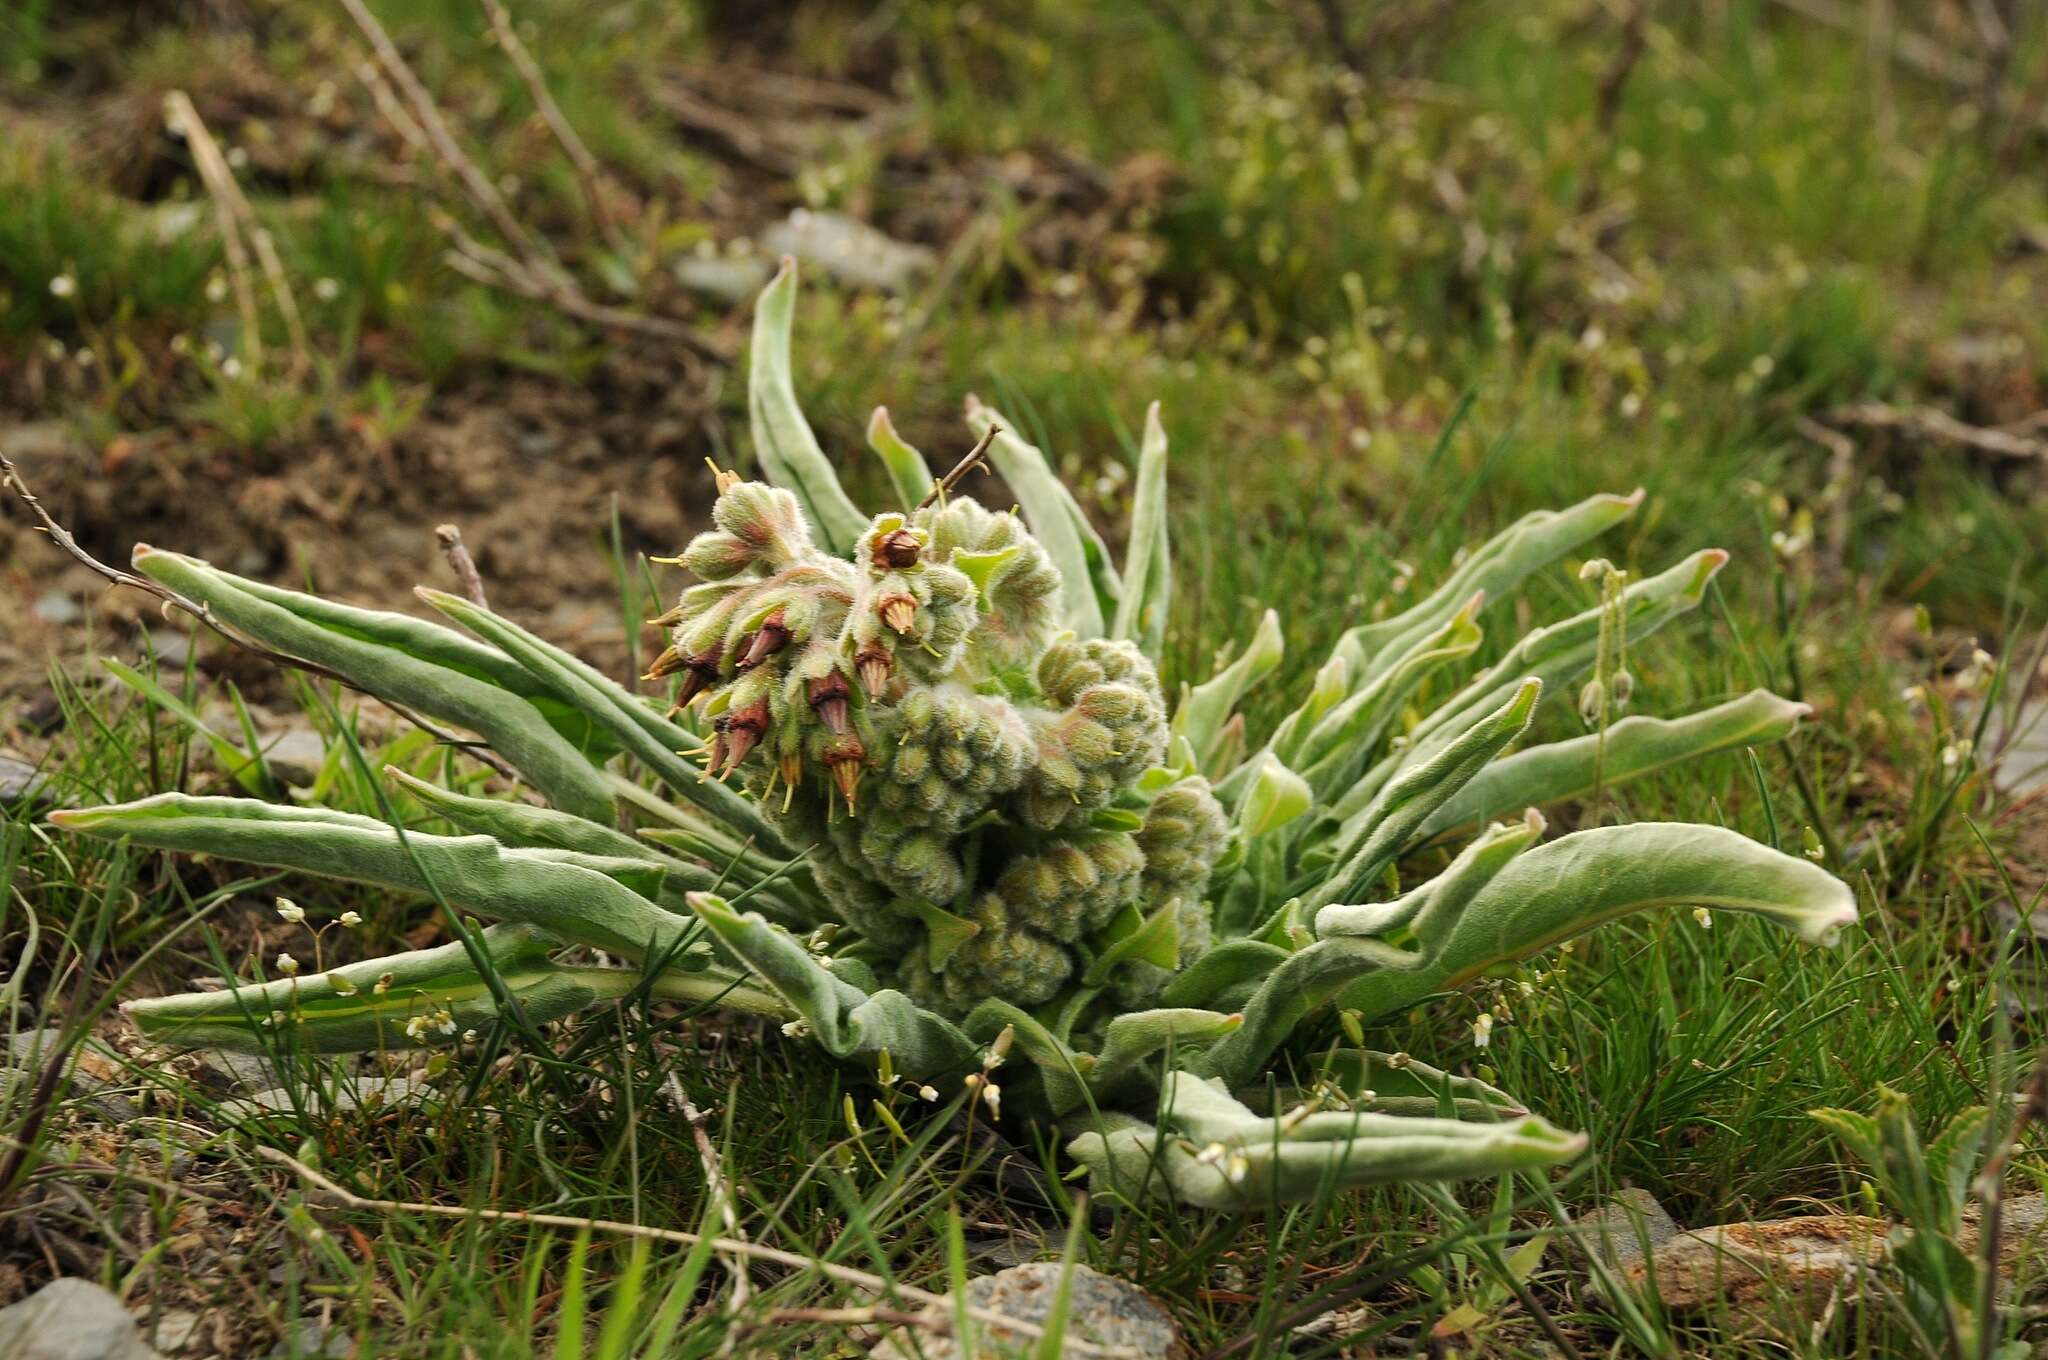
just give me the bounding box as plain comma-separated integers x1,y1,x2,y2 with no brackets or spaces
871,1263,1185,1360
266,1319,356,1359
259,726,328,787
149,1311,200,1355
0,1278,161,1359
142,629,195,671
218,1073,433,1120
1573,1187,1680,1274
5,1030,138,1122
1620,1214,1889,1315
33,590,82,626
761,210,935,294
0,754,49,806
672,253,775,305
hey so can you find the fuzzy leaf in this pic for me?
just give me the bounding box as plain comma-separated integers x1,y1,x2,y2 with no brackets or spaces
1067,1074,1585,1209
53,794,698,960
1308,677,1542,909
687,894,980,1081
1111,401,1172,655
748,259,868,554
419,590,789,855
963,396,1119,634
867,406,935,510
1173,609,1284,771
1417,689,1810,839
1333,489,1643,683
133,548,617,823
1326,822,1858,1022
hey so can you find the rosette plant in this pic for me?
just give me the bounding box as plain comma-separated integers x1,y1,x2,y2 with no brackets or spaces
51,263,1856,1209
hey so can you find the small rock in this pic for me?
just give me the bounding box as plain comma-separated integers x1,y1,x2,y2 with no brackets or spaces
150,1311,200,1355
1622,1214,1889,1315
260,726,328,787
1574,1187,1679,1274
0,1278,161,1360
142,629,195,671
672,254,775,304
761,210,935,294
219,1074,433,1120
872,1263,1185,1360
5,1030,138,1121
267,1319,355,1359
0,754,49,806
33,590,82,626
196,1048,283,1093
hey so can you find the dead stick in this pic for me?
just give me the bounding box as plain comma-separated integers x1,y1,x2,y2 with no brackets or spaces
433,523,488,608
476,0,625,252
917,426,999,511
254,1145,1136,1358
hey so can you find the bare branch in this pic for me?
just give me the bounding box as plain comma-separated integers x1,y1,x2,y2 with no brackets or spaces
434,523,488,607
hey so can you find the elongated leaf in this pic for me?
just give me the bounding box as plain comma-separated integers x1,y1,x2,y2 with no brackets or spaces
1326,822,1858,1021
866,406,934,510
1308,677,1542,909
133,548,616,823
123,925,782,1053
1172,609,1283,770
1111,401,1172,654
963,396,1118,634
53,794,698,960
1333,489,1642,683
687,894,981,1082
1416,690,1811,840
748,258,867,554
1254,1050,1525,1121
420,590,789,855
1067,1074,1584,1209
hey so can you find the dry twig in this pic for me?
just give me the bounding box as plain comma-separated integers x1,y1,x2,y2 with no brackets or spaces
475,0,626,254
917,426,1000,511
1821,402,2048,461
256,1145,1138,1358
666,1073,753,1318
433,523,488,607
163,91,312,382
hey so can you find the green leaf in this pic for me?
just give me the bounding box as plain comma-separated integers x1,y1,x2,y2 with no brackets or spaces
1416,689,1812,840
686,894,980,1082
132,548,617,823
1067,1074,1585,1209
963,396,1118,635
1172,609,1283,770
866,405,934,510
1333,488,1642,683
748,258,868,554
419,590,788,855
122,924,784,1053
53,794,698,960
1237,753,1311,839
1111,400,1172,655
1309,677,1542,908
1084,897,1184,983
1329,822,1858,1021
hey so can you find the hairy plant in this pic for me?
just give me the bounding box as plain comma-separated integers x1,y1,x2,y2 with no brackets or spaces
48,262,1856,1209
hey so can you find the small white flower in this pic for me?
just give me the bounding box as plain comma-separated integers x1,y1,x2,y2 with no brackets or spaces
48,274,76,298
918,1085,938,1103
980,1080,1001,1117
205,274,229,303
275,897,305,924
338,910,362,928
373,971,394,995
1224,1153,1250,1184
1470,1013,1494,1049
781,1020,810,1039
1941,739,1974,772
313,277,341,302
405,1015,430,1041
462,1028,479,1043
275,951,299,976
1693,907,1713,930
1195,1142,1228,1167
220,356,243,379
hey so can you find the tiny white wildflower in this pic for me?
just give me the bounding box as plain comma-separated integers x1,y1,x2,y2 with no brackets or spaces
48,274,76,298
781,1020,810,1039
275,897,305,924
1195,1142,1228,1167
1470,1012,1494,1049
462,1028,479,1043
339,910,362,928
312,277,341,302
1941,738,1974,772
405,1015,430,1041
205,274,229,303
1693,907,1713,930
980,1080,1001,1117
373,971,395,995
274,951,299,976
1225,1153,1250,1184
918,1085,938,1102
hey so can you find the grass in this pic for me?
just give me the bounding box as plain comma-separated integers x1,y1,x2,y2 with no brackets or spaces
4,0,2048,1355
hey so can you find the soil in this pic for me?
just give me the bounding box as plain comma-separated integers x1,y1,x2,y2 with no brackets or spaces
0,352,724,717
